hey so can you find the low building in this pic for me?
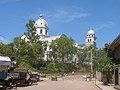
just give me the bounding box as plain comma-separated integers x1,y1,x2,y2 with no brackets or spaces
109,34,120,85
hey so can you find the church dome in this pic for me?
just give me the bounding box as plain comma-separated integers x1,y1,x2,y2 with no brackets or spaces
87,28,95,35
34,14,49,29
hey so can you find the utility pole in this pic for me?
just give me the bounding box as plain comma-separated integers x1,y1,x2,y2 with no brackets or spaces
91,49,93,73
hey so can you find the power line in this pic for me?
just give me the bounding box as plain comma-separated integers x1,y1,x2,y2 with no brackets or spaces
0,34,13,43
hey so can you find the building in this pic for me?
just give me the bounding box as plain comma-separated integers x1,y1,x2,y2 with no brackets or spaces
21,14,96,63
86,28,96,46
109,34,120,85
21,14,67,61
109,34,120,59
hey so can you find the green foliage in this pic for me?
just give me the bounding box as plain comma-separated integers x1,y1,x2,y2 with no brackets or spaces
13,38,44,69
77,45,97,64
0,42,15,61
47,63,57,73
95,46,114,73
49,36,77,63
18,62,38,72
24,19,40,44
47,63,77,73
0,19,45,71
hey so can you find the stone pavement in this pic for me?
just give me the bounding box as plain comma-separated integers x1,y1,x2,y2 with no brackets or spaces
91,79,116,90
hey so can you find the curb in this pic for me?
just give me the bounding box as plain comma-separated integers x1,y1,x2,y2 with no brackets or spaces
114,86,120,90
95,84,103,90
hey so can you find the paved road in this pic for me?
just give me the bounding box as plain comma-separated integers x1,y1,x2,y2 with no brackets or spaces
11,75,99,90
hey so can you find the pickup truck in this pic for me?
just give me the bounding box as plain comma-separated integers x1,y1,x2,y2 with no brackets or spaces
11,68,32,86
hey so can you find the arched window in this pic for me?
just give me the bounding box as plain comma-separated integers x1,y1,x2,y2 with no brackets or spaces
46,30,47,35
90,39,91,42
40,29,42,34
88,39,89,42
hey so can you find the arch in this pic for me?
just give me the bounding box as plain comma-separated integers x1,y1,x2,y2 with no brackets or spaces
90,39,91,42
46,30,47,35
40,29,42,34
88,39,89,42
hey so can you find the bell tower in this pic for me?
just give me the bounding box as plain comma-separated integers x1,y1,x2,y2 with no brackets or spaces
34,14,49,40
86,28,96,46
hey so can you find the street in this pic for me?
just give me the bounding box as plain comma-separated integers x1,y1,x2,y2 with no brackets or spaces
11,75,99,90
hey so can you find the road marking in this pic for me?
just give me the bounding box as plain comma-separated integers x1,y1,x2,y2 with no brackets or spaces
94,85,97,88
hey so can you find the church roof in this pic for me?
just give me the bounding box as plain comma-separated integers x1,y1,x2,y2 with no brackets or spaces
87,28,95,35
34,14,49,29
42,35,61,41
41,34,66,41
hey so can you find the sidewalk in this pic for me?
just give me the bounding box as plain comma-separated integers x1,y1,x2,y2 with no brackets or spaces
95,80,116,90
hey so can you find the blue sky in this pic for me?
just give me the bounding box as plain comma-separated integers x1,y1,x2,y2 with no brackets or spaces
0,0,119,48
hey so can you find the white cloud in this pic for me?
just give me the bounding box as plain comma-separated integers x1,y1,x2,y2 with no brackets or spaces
94,22,114,31
42,9,89,23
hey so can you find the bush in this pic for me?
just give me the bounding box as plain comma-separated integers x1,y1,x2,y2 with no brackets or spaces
47,63,57,73
18,62,38,71
47,63,77,73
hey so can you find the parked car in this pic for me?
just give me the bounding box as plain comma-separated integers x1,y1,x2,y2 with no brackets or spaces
29,70,38,83
82,75,87,79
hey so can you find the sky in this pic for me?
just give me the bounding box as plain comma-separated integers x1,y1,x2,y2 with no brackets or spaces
0,0,119,49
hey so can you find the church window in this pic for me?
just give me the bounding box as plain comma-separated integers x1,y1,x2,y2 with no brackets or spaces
44,47,47,50
40,29,42,34
88,39,89,42
41,23,42,25
75,58,76,63
46,30,47,35
90,39,91,42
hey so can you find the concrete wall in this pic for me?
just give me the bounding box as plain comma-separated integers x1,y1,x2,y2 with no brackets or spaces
96,71,103,81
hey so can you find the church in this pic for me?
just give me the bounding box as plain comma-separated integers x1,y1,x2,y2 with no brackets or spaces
86,28,96,46
21,14,96,62
21,14,66,61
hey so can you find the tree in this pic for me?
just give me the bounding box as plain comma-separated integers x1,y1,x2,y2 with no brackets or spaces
77,45,97,64
49,36,77,63
24,19,39,44
0,42,15,61
95,44,114,83
12,35,45,70
32,41,45,69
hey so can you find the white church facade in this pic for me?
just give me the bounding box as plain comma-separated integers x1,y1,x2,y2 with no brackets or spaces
21,14,96,63
21,14,66,61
